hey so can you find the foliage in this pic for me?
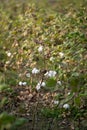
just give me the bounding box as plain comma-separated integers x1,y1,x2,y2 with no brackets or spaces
0,112,26,130
0,0,87,129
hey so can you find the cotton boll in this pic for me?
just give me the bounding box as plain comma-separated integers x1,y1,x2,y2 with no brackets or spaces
26,73,30,78
19,81,23,86
48,70,57,77
57,81,62,85
38,46,43,52
59,52,64,58
53,100,59,105
36,81,46,91
41,82,46,87
68,92,71,95
50,57,54,62
44,70,57,77
5,61,10,65
22,82,27,86
7,52,11,57
36,83,41,91
32,68,40,74
63,104,70,109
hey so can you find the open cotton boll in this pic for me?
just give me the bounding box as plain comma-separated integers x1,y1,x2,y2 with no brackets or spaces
19,81,23,86
36,81,46,91
5,61,10,65
57,81,62,85
36,85,41,91
53,100,59,105
41,82,46,87
38,46,43,52
6,52,12,57
63,104,70,109
48,71,57,77
44,70,57,77
26,73,30,78
68,92,71,95
32,68,40,74
50,57,55,62
59,52,64,58
22,82,27,86
36,83,41,91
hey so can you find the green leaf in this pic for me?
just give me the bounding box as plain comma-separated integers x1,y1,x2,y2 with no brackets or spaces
0,97,8,107
0,112,15,129
0,112,26,130
69,73,80,92
0,84,9,92
46,78,57,91
13,118,27,127
74,96,81,107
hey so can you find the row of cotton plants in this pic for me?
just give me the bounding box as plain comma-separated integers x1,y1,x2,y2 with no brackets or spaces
0,2,87,123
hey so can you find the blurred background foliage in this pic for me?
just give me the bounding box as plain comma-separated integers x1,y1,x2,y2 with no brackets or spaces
0,0,87,129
